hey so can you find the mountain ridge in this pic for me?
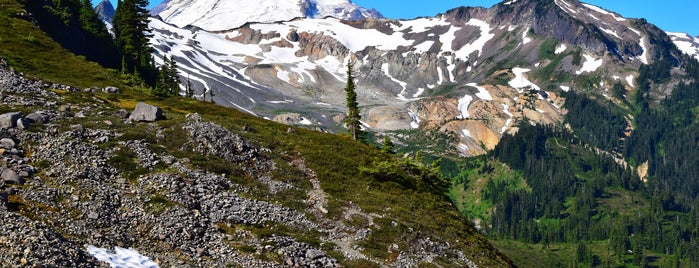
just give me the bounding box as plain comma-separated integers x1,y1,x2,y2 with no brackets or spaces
148,0,696,156
151,0,384,32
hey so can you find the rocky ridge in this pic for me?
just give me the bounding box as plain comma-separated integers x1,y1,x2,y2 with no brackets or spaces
0,57,510,267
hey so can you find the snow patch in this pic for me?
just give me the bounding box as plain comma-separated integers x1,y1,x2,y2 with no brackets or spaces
300,117,313,125
522,28,531,45
458,95,474,119
626,75,635,88
560,86,570,92
87,245,159,268
501,104,513,134
407,108,421,129
555,44,567,54
600,28,621,39
383,63,409,99
509,67,540,93
576,55,603,74
667,32,699,61
467,83,492,101
462,129,473,138
637,38,649,64
453,19,495,59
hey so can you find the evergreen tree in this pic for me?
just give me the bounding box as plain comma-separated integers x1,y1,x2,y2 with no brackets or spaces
381,135,395,154
344,61,363,141
113,0,153,79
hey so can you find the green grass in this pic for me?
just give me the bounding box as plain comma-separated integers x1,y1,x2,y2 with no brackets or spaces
0,0,123,88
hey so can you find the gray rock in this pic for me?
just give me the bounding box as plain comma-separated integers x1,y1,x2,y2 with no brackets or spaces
87,211,99,220
25,112,48,124
0,112,22,129
0,138,15,149
1,169,22,185
114,109,130,119
128,102,165,122
305,249,325,260
102,86,121,94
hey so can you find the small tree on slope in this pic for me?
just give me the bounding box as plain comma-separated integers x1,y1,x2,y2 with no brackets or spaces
344,61,364,141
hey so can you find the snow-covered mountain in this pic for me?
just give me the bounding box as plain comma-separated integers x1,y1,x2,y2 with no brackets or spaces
151,0,383,31
667,32,699,61
149,0,694,156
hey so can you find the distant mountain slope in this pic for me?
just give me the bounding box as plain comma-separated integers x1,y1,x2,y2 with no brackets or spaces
667,32,699,60
151,0,383,31
149,0,696,156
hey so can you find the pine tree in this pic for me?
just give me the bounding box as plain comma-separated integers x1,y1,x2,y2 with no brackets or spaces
113,0,153,80
167,56,179,96
344,61,363,141
381,136,394,154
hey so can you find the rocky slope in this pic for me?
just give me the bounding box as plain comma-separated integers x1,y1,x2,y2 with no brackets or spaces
0,56,512,266
149,0,698,157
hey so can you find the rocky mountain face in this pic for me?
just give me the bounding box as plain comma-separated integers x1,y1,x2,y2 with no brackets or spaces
0,55,512,267
149,0,698,156
95,0,115,24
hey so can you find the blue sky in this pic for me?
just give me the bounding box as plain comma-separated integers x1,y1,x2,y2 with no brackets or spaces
94,0,698,36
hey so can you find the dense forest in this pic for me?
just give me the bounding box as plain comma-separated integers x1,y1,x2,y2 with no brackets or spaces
461,55,699,266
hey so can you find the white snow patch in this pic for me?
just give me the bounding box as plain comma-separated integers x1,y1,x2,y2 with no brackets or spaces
382,63,409,98
522,28,531,45
667,32,699,61
637,37,649,64
576,55,603,74
413,40,435,54
501,104,513,134
87,245,159,268
407,108,421,129
391,17,450,33
560,86,570,92
458,95,474,119
509,67,540,93
582,3,611,16
467,83,492,100
600,28,621,39
276,68,291,83
453,19,495,59
300,117,313,125
267,100,294,104
626,75,635,88
413,88,425,98
458,143,469,151
462,129,473,138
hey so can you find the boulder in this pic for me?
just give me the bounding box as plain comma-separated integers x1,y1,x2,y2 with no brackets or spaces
102,86,121,94
0,112,22,129
114,109,130,119
128,102,165,122
0,138,15,149
25,111,48,124
1,169,23,185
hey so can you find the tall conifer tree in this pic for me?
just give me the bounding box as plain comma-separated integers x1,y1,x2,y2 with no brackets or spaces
344,61,363,141
113,0,152,78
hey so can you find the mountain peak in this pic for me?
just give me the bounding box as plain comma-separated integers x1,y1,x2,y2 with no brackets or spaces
151,0,384,32
95,0,115,23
